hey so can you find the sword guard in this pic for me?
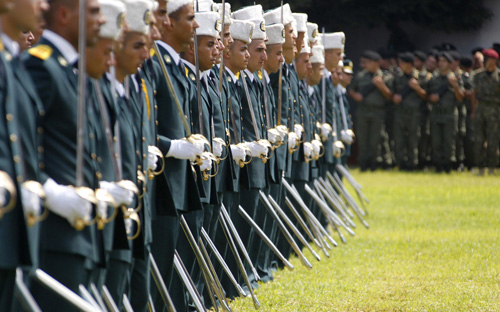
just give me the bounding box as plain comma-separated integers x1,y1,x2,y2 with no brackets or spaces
0,171,17,219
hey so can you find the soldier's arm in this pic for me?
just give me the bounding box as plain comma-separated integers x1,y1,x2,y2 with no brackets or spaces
372,75,392,100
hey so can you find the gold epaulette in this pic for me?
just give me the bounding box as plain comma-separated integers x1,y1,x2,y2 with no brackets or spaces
28,44,52,60
150,48,155,57
185,66,189,77
258,71,263,80
236,71,240,79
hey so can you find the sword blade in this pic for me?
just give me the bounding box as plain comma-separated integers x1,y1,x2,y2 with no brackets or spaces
240,71,261,140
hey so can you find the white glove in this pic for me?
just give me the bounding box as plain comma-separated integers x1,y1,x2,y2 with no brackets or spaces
43,178,92,226
21,186,41,217
230,144,246,164
245,141,268,158
275,125,288,142
166,139,202,161
267,129,280,144
147,150,158,171
288,132,299,149
333,141,345,158
125,218,133,234
200,157,213,172
346,129,355,139
0,187,5,207
294,124,304,140
96,200,108,219
212,138,224,158
311,140,322,157
303,142,313,158
341,130,353,145
320,123,332,140
99,181,134,206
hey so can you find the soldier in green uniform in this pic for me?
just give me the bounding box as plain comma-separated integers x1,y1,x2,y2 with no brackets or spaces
449,50,466,171
426,52,464,173
472,48,500,175
391,52,427,170
23,0,105,309
459,56,475,170
339,59,355,165
415,50,433,170
349,50,393,171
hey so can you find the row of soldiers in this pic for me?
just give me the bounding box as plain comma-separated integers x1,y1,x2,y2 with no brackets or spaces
0,0,362,311
348,47,500,174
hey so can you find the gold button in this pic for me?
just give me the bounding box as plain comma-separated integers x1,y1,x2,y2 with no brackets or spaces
97,157,102,163
10,134,17,142
37,127,44,134
156,121,158,126
96,172,103,179
113,136,117,142
91,153,97,159
38,146,44,153
17,176,23,183
185,115,188,120
142,137,146,142
40,110,46,117
136,150,140,155
155,105,158,110
143,154,146,159
13,155,20,163
138,165,142,170
154,90,157,95
6,114,13,121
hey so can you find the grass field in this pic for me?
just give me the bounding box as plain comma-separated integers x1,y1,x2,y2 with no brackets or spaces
229,170,500,311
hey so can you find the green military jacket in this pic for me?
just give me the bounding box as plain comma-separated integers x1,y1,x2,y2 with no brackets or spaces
391,69,425,111
427,71,463,115
473,68,500,106
351,69,391,110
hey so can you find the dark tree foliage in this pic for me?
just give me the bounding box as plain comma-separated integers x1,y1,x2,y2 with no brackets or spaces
235,0,493,33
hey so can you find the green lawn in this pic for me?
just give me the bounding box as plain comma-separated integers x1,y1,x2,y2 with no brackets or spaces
229,170,500,311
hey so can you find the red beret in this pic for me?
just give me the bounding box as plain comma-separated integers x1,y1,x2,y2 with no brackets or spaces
483,48,499,59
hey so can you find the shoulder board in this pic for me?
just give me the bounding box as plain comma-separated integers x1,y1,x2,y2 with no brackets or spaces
150,48,155,57
185,66,189,77
473,68,485,75
236,71,240,79
28,44,53,60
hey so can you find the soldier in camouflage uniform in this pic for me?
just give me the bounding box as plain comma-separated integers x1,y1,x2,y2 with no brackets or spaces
349,50,393,171
426,52,464,173
391,52,427,170
472,49,500,175
459,56,475,170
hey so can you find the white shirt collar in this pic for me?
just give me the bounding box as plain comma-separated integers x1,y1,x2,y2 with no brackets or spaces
323,68,332,79
308,85,315,97
156,40,181,66
182,59,195,73
244,69,254,82
0,34,19,57
106,72,126,98
226,67,238,84
42,30,78,65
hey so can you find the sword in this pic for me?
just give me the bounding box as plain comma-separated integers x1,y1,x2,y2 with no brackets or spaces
237,205,295,270
266,198,321,262
321,27,326,125
261,69,272,129
31,269,97,312
15,268,41,312
218,212,260,309
89,283,107,312
78,284,101,310
179,215,223,311
284,197,321,248
337,85,349,131
193,0,204,137
122,294,133,312
102,285,120,312
258,191,313,269
313,179,355,229
149,252,177,312
277,0,284,126
319,176,354,219
200,228,247,298
218,0,226,95
335,164,370,205
173,251,206,312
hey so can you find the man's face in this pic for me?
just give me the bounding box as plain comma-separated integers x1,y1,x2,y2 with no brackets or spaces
295,52,311,80
426,56,437,72
18,31,35,50
247,39,267,72
283,23,296,51
197,35,217,71
226,39,249,71
366,59,379,73
359,57,367,69
264,44,283,73
438,56,450,72
170,4,199,46
86,38,113,78
295,32,305,56
308,62,324,86
414,58,424,69
325,48,342,71
398,60,413,74
9,0,49,32
85,0,105,47
222,24,233,52
341,71,353,85
485,57,497,72
154,0,169,37
116,32,149,76
148,14,160,49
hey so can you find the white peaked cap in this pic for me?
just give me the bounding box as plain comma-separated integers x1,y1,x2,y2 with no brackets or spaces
230,19,254,44
248,18,266,40
195,11,220,38
265,23,284,45
292,13,307,33
264,3,294,26
321,32,345,50
122,0,151,35
150,0,158,11
310,44,324,63
167,0,192,15
99,0,126,40
195,0,216,12
232,5,263,20
307,22,318,43
214,2,232,25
